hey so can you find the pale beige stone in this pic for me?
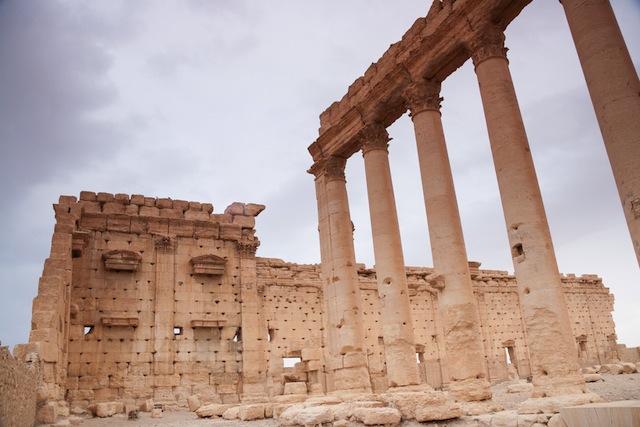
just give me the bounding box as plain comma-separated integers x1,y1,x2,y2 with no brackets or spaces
352,407,401,425
518,392,605,414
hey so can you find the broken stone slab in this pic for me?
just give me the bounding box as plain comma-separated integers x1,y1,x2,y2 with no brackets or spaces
222,406,240,420
583,373,604,383
238,404,268,421
195,403,235,418
187,395,201,412
95,402,117,418
382,391,461,421
279,405,334,426
518,392,604,414
352,407,402,425
620,362,638,374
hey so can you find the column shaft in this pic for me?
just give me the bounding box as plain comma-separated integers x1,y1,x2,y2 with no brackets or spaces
360,125,421,388
472,32,586,397
561,0,640,266
405,81,491,401
312,157,371,392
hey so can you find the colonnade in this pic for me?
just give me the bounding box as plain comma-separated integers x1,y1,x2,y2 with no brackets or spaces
309,0,638,401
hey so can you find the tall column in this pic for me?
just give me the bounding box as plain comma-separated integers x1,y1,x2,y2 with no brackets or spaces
359,123,421,388
404,81,491,401
311,156,372,393
560,0,640,267
238,237,269,402
470,28,586,398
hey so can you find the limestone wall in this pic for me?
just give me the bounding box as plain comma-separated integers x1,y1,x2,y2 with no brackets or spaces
0,346,38,427
22,193,619,418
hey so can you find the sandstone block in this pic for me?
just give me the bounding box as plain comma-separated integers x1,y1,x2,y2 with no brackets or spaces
584,373,604,382
518,393,604,414
488,411,519,427
222,406,240,420
187,395,201,412
95,402,117,418
196,404,233,418
239,404,266,421
621,362,638,373
301,348,321,361
279,405,333,426
245,203,265,216
547,413,569,427
283,382,307,395
353,407,402,425
383,391,461,421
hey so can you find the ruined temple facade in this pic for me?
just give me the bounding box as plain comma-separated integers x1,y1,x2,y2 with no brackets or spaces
16,192,619,420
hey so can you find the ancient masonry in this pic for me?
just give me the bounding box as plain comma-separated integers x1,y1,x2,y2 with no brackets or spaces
307,0,638,409
14,192,619,422
10,0,640,423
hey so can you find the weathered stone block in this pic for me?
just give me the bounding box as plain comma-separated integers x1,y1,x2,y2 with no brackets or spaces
239,404,266,421
283,382,307,395
353,407,402,425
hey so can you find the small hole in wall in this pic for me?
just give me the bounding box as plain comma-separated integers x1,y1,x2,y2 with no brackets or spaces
84,326,94,336
174,327,183,336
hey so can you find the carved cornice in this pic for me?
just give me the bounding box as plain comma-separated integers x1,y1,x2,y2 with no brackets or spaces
102,250,142,271
359,123,390,155
470,26,508,67
404,80,443,116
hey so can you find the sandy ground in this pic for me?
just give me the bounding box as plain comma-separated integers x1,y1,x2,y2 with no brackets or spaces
67,373,640,427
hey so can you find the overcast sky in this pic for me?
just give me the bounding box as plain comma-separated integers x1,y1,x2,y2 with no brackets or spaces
1,0,638,353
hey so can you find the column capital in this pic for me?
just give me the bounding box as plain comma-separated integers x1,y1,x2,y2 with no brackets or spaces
310,155,347,181
470,26,508,68
359,123,390,155
404,80,443,116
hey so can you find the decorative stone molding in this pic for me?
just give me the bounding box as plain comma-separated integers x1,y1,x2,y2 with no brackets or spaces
190,254,227,276
102,250,142,271
154,235,174,251
404,80,443,116
310,156,347,181
191,318,227,328
237,239,260,257
101,317,139,327
359,123,390,154
470,26,508,67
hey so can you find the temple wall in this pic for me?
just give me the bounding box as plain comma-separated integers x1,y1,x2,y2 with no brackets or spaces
21,193,620,416
0,346,38,427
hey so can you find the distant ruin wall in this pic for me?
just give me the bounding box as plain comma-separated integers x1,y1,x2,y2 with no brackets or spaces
22,193,620,416
0,346,37,427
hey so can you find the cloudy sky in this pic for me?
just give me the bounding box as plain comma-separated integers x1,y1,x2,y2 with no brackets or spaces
1,0,638,352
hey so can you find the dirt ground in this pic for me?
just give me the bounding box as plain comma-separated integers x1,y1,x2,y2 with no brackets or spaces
66,373,640,427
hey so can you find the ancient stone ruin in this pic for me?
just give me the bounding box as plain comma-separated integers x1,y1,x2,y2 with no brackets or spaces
3,0,639,425
7,191,622,424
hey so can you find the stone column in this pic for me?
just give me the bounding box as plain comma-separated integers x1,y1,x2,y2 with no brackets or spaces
404,81,491,401
359,123,421,388
560,0,640,267
470,28,587,398
153,236,176,404
238,237,269,402
311,156,372,393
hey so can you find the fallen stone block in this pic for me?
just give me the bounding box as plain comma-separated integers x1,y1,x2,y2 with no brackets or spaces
222,406,240,420
620,362,638,374
196,403,234,418
382,391,461,421
95,402,117,418
353,407,402,425
187,395,201,412
584,373,604,382
518,392,604,414
279,405,334,426
239,404,266,421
